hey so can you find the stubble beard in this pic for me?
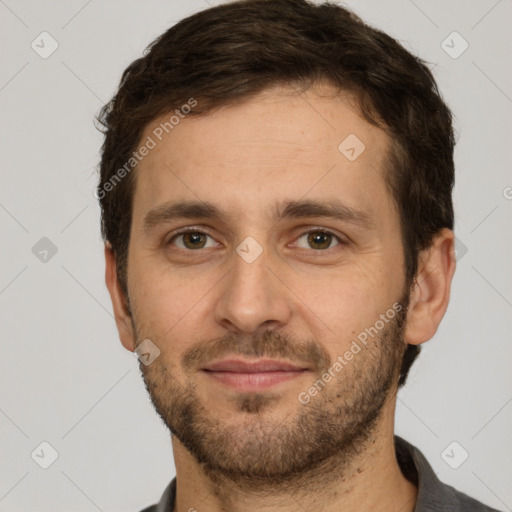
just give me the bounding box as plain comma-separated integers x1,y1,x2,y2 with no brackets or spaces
136,292,409,494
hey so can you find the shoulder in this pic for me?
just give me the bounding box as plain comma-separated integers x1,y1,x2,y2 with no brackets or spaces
394,435,503,512
136,478,176,512
451,484,503,512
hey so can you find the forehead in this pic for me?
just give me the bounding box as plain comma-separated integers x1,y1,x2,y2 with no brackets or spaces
132,83,396,228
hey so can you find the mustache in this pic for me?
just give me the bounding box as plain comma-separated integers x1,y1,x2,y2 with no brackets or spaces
181,330,331,374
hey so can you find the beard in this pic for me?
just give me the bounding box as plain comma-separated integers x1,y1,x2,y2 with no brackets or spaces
134,289,410,495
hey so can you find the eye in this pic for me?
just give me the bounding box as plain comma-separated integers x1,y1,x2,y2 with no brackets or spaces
294,230,343,250
166,228,345,252
168,229,218,250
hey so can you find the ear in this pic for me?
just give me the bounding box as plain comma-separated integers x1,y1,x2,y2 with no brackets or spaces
404,228,456,346
104,243,135,352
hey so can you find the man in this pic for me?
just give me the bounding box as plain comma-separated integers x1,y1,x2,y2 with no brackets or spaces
96,0,500,510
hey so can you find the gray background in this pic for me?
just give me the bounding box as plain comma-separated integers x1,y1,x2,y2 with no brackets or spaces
1,0,511,510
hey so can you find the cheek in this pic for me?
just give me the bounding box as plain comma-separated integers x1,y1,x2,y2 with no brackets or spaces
291,260,388,320
290,262,402,368
128,256,221,342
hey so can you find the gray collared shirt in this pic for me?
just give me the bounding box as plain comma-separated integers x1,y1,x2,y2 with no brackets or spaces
140,435,502,512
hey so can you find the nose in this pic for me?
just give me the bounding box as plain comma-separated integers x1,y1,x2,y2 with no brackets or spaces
213,245,292,334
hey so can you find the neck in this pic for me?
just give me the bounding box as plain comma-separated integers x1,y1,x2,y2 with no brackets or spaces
171,398,417,512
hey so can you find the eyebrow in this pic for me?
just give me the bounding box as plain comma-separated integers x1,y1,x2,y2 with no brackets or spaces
142,198,375,233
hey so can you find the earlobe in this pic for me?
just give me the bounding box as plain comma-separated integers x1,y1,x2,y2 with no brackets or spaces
404,228,456,346
104,243,136,352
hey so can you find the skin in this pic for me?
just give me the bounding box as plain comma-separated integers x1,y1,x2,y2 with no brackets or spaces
105,82,456,512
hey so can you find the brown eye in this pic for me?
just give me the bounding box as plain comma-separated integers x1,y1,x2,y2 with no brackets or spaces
296,230,341,250
169,231,215,250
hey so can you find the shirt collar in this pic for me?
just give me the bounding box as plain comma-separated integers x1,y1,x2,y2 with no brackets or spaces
154,435,462,512
394,435,460,512
154,478,175,512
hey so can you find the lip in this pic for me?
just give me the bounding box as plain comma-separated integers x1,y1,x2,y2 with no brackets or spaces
202,358,309,373
201,358,309,391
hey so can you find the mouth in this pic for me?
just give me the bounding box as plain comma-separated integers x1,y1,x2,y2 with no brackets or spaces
200,358,310,391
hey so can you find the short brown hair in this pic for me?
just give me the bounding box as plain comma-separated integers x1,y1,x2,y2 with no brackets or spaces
96,0,455,387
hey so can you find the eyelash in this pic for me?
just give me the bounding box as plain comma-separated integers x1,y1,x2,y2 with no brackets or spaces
166,227,347,252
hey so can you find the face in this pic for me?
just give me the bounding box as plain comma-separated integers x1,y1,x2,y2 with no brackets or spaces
122,83,410,485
